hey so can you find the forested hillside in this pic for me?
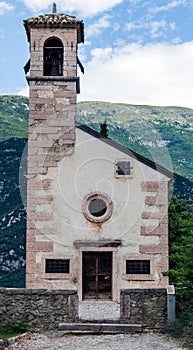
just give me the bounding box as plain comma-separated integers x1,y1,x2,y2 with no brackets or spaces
0,138,27,287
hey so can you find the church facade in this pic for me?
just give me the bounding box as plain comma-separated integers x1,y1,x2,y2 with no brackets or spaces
24,5,173,322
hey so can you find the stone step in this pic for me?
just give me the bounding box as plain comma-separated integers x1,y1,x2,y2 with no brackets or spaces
58,322,143,334
79,301,120,321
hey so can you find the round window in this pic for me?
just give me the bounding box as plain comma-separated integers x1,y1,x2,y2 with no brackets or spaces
83,192,113,223
88,198,107,217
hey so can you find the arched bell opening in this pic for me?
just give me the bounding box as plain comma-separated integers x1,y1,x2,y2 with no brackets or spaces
43,37,63,76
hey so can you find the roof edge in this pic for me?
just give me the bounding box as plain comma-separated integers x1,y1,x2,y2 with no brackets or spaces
23,13,84,44
76,123,174,180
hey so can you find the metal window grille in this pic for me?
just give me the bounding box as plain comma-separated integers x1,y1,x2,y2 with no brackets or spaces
116,161,131,176
126,260,150,274
45,259,70,273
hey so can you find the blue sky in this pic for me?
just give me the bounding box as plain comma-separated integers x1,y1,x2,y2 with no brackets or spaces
1,0,193,108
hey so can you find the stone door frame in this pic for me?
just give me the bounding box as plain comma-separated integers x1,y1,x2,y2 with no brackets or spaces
78,247,118,302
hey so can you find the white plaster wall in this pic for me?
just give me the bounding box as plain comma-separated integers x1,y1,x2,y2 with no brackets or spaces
37,128,167,247
34,128,169,291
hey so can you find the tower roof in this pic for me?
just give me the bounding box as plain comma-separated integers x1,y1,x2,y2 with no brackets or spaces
23,8,84,44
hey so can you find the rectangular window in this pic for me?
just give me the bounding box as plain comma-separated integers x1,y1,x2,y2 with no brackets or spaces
126,260,150,274
115,160,133,177
45,259,70,274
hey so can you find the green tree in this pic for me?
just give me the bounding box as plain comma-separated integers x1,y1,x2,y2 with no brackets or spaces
165,196,193,294
168,196,193,249
100,119,108,137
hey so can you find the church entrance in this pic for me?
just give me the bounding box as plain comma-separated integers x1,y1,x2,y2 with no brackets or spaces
82,252,112,300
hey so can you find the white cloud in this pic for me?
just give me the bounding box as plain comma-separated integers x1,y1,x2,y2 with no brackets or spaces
87,15,111,38
0,1,14,15
169,22,176,30
129,0,144,4
22,0,51,12
20,0,123,17
79,41,193,109
17,86,29,97
150,0,186,14
172,37,182,44
126,19,176,40
150,20,168,38
126,21,144,32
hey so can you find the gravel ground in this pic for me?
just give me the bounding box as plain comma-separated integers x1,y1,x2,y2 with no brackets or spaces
6,331,189,350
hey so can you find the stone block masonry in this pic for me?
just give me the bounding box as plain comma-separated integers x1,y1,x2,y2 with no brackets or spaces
140,180,169,287
120,289,167,330
26,77,78,286
0,289,168,331
0,289,78,331
27,78,77,176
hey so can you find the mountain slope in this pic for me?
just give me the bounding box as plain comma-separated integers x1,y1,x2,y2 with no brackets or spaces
77,101,193,181
0,138,27,287
0,96,28,141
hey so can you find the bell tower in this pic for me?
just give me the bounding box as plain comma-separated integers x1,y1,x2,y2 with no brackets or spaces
24,4,84,287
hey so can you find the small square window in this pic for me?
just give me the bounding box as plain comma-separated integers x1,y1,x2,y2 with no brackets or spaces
45,259,70,274
115,160,133,177
126,260,150,274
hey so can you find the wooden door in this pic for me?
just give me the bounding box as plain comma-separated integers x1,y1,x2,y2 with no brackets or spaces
82,252,112,300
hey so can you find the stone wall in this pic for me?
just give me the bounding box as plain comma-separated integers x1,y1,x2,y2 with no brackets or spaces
120,289,167,330
0,289,78,331
0,288,168,331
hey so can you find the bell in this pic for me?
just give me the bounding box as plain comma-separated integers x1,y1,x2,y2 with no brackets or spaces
50,64,59,75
